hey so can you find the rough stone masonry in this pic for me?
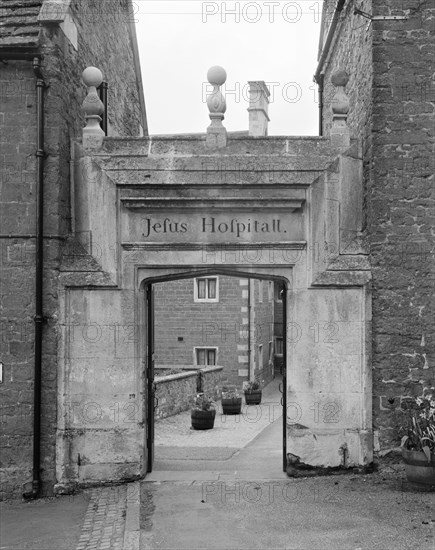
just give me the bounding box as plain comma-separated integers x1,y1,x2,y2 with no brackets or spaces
0,0,433,499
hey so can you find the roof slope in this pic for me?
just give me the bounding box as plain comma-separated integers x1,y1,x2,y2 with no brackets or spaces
0,1,43,48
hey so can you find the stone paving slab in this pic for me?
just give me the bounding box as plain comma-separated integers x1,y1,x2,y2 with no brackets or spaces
155,445,239,461
138,474,435,550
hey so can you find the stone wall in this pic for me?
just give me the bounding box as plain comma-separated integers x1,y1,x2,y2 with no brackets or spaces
155,366,223,419
154,371,197,419
369,1,435,449
0,0,144,499
199,366,224,401
321,0,434,449
322,0,373,146
321,0,372,231
0,61,40,499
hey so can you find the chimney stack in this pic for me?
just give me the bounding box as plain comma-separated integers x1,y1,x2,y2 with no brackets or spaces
247,81,270,137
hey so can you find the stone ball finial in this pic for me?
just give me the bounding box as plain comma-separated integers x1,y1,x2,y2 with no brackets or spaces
330,69,350,148
207,66,227,86
82,66,103,88
206,65,227,116
82,66,105,149
206,66,227,148
331,70,349,88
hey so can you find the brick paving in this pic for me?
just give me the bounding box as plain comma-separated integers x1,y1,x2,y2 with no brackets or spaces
76,485,127,550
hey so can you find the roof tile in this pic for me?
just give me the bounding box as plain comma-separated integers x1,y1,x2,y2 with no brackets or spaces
0,1,43,48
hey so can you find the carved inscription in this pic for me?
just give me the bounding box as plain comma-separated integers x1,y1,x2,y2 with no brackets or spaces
143,217,286,239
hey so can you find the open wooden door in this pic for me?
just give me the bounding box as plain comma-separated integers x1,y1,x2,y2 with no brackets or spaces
281,284,287,472
146,283,155,472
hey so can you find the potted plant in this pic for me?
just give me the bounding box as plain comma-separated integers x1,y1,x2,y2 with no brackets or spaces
191,393,216,430
244,379,262,405
221,385,242,415
400,395,435,490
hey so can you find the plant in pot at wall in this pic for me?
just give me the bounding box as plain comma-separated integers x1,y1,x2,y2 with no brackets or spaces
400,395,435,490
244,379,263,405
191,393,216,430
221,385,242,415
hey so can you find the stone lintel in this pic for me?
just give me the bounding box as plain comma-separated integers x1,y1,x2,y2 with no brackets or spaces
121,241,307,251
120,198,305,211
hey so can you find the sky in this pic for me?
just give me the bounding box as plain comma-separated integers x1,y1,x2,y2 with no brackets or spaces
134,1,323,136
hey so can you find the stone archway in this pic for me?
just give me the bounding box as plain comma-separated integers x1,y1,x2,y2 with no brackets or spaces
56,134,371,492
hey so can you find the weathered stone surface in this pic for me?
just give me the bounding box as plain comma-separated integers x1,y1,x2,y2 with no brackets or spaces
155,367,223,419
3,0,431,500
0,0,145,499
321,0,434,453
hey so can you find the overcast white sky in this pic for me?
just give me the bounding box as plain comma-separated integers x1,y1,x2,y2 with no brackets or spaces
134,1,323,136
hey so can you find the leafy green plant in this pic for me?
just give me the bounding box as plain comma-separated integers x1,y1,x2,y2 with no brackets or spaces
222,386,241,399
192,393,215,411
400,395,435,462
244,379,262,393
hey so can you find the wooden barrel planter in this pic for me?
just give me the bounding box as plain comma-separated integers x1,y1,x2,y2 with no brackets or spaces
244,390,262,405
402,448,435,490
222,397,242,415
191,408,216,430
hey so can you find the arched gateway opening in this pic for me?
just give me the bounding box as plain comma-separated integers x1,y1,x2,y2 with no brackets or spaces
140,268,290,476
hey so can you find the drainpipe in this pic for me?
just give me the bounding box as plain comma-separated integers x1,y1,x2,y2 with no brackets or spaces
247,280,252,382
313,0,347,136
25,57,46,500
318,74,324,136
0,50,46,499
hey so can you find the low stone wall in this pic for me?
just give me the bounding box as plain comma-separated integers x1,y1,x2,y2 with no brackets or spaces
199,366,223,401
154,364,201,377
155,366,223,419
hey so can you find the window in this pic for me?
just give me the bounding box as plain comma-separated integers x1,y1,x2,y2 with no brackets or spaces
275,337,283,355
268,340,273,362
258,280,263,303
195,347,217,366
268,281,273,302
258,344,263,368
194,277,219,302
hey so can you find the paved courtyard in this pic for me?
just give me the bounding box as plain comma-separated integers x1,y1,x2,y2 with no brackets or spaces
142,377,434,549
153,377,284,470
155,377,282,447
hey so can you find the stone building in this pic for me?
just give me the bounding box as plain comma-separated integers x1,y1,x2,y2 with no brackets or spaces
153,276,279,386
0,0,146,499
317,0,434,450
0,0,433,500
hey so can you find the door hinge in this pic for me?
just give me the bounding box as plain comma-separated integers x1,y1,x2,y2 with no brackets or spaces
354,7,408,30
